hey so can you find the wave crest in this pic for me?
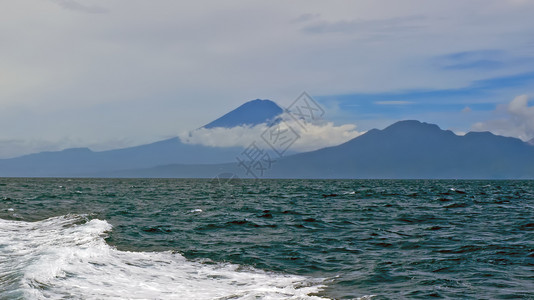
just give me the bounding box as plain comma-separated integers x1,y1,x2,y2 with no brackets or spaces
0,215,326,299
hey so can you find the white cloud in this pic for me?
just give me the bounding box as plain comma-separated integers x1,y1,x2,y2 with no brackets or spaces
472,95,534,141
179,115,363,152
375,101,414,105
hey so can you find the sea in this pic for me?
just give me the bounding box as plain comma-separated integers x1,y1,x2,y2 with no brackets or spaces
0,178,533,299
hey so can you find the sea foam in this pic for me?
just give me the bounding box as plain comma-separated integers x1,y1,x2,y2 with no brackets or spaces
0,215,326,299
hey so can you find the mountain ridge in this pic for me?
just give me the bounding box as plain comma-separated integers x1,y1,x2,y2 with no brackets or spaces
1,107,533,178
0,137,243,177
88,120,534,179
267,120,534,179
0,99,287,177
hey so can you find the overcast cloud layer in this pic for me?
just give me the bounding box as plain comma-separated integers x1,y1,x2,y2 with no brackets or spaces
1,0,534,157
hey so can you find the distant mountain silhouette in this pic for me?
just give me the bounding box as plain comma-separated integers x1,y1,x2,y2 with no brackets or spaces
2,106,533,178
268,120,534,179
528,138,534,146
0,99,290,177
90,120,534,179
203,99,282,128
0,138,242,177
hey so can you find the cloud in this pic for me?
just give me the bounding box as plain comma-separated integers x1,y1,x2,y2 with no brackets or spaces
374,101,414,105
51,0,107,14
301,15,426,36
434,50,505,70
179,115,363,152
291,13,321,24
1,0,534,157
472,95,534,141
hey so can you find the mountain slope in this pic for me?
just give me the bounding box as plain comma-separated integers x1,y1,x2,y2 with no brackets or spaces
0,99,288,177
93,120,534,179
0,138,242,177
203,99,282,128
3,113,533,179
268,120,534,179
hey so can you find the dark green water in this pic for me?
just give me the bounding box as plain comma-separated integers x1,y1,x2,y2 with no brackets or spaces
1,178,533,299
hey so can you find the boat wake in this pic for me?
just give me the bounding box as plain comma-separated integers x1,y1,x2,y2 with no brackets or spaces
0,214,326,299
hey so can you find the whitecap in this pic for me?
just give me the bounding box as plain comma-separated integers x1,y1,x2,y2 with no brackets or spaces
0,215,327,299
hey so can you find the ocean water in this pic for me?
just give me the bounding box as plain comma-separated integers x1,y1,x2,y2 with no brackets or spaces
0,178,533,299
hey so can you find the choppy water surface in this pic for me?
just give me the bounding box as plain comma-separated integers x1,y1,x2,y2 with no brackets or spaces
1,178,533,299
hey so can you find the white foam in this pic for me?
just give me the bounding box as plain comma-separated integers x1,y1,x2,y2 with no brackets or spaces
0,215,327,299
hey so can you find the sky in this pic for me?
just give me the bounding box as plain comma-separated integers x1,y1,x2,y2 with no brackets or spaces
1,0,534,158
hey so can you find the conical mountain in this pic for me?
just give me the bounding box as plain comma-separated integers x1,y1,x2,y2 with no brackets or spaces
203,99,283,128
0,99,285,177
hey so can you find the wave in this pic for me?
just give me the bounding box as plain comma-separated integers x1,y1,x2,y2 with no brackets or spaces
0,214,326,299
